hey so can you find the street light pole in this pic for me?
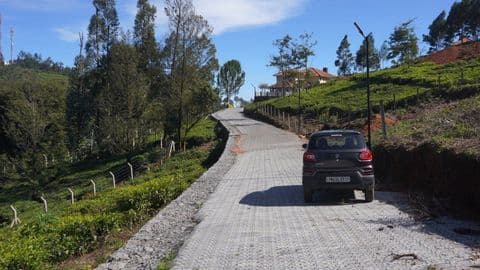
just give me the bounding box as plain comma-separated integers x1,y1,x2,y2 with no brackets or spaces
296,77,301,134
354,22,372,149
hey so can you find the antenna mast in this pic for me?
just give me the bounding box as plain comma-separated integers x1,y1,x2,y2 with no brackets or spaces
10,27,14,63
0,14,3,63
10,27,15,64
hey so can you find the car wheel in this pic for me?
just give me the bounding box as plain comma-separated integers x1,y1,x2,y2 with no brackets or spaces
304,189,313,203
364,185,374,202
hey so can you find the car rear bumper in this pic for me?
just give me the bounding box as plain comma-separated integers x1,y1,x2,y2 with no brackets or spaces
302,170,374,191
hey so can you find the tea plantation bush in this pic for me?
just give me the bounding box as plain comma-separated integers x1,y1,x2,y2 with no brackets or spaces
0,118,222,269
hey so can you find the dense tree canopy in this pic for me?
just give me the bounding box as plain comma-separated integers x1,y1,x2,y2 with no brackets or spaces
86,0,120,64
0,69,68,192
355,34,380,71
387,20,419,65
423,11,448,52
14,51,68,74
269,35,295,95
162,0,219,144
334,35,354,76
423,0,480,51
1,0,223,193
217,60,245,106
134,0,159,73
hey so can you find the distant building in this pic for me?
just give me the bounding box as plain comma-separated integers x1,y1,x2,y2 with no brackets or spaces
255,67,336,101
452,37,471,46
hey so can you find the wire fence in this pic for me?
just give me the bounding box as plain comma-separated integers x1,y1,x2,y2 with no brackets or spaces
251,78,480,140
3,140,176,228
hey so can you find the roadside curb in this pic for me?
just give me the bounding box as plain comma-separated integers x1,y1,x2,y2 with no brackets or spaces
96,109,237,270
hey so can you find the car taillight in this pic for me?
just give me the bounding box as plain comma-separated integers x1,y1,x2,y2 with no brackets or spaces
303,151,316,163
359,150,373,161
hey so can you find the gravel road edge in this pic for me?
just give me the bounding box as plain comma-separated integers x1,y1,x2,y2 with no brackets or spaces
96,110,237,270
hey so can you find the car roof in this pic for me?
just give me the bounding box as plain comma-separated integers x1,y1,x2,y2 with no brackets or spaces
310,129,361,136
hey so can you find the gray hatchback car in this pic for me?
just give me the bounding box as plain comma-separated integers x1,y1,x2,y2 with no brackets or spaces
302,130,375,203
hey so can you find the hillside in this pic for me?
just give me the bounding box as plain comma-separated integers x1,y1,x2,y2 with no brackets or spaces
422,40,480,64
378,94,480,156
0,117,223,269
372,95,480,216
0,65,69,86
245,58,480,119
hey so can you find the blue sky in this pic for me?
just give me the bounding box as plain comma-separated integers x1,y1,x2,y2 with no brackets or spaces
0,0,456,100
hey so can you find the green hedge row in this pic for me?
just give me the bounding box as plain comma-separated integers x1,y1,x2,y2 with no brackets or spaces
0,149,211,269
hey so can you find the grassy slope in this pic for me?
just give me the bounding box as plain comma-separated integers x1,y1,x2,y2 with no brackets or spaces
246,59,480,116
376,94,480,156
0,66,69,88
0,118,219,269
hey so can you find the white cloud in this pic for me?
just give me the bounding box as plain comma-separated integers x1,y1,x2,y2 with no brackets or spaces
53,26,84,43
195,0,307,34
125,0,307,35
0,0,83,11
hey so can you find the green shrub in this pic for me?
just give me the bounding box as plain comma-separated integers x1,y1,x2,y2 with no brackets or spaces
0,148,212,269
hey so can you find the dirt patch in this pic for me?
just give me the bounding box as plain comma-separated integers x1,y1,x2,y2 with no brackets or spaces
361,114,397,134
230,136,245,155
422,41,480,64
198,141,215,151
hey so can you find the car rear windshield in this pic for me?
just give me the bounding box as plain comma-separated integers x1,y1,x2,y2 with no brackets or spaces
308,133,366,150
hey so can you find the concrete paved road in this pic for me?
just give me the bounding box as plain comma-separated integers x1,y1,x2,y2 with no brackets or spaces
173,108,480,270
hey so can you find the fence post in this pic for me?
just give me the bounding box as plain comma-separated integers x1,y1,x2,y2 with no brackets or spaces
288,114,291,130
127,162,134,180
169,141,175,158
43,154,48,168
393,94,396,112
380,100,387,140
109,171,116,188
90,179,97,196
40,196,48,213
68,188,75,204
9,205,21,227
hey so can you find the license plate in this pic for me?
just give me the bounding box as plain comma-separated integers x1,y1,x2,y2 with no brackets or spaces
325,176,351,183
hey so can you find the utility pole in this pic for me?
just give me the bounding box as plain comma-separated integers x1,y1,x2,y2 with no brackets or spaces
0,13,3,63
354,22,372,149
10,27,14,64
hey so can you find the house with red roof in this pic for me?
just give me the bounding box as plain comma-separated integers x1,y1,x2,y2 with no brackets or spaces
269,67,336,95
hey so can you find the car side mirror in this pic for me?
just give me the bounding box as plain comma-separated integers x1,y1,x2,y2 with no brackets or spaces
302,143,308,149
